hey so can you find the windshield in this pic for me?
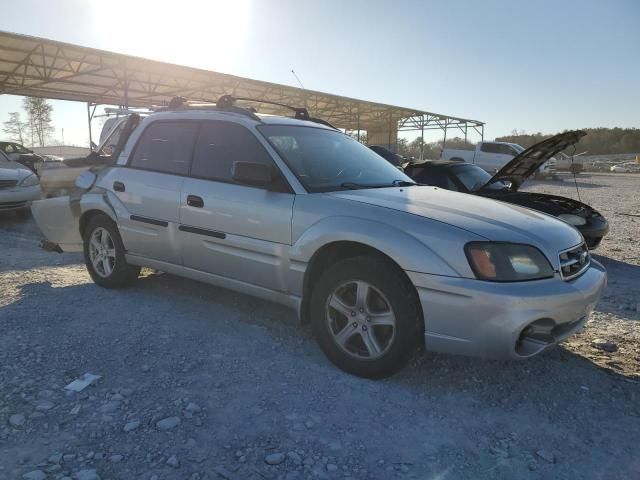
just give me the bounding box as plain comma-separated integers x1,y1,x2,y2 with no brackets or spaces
259,125,414,192
450,164,508,192
511,144,525,153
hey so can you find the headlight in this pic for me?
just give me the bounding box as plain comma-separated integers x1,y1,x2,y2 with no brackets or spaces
19,174,40,187
465,242,554,282
557,213,587,226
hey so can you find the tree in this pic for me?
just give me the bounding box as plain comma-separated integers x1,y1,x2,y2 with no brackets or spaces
2,112,27,145
22,97,54,147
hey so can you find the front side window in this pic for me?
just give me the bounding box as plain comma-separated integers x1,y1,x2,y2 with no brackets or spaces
259,125,414,192
129,122,199,175
0,143,15,153
13,143,31,153
191,121,276,185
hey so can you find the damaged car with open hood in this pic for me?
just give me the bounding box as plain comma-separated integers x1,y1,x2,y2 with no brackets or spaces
30,97,607,378
404,131,609,249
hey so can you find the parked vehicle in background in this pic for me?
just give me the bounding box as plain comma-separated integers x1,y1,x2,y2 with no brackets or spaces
31,97,606,378
38,115,137,197
406,132,609,249
0,141,60,173
610,162,640,173
554,152,584,173
442,141,556,178
0,150,41,216
368,145,407,168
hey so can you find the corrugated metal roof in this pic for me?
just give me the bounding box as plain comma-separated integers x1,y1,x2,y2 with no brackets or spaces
0,30,482,130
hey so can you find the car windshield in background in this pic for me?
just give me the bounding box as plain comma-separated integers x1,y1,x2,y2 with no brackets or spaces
259,125,415,192
450,164,508,192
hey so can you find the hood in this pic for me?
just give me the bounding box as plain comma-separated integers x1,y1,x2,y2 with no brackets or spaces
482,130,586,189
0,157,34,181
327,186,583,254
481,191,601,218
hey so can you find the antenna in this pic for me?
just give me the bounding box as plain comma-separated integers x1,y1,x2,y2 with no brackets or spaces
569,144,582,203
291,69,305,89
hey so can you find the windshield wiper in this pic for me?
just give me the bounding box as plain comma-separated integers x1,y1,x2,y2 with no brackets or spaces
339,180,419,190
392,180,418,187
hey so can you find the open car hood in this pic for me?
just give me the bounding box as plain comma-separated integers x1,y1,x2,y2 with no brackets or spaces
482,130,586,190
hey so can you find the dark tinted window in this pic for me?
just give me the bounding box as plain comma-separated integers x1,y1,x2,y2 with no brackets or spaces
497,144,516,155
411,167,457,190
480,143,499,154
130,122,198,175
191,122,275,185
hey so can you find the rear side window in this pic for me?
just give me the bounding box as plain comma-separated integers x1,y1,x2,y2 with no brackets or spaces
129,122,199,175
191,121,275,184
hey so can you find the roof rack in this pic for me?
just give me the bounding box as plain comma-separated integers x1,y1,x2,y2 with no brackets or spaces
159,95,338,129
158,96,261,122
219,95,338,130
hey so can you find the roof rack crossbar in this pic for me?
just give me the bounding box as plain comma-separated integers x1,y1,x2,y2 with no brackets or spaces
161,96,261,122
218,95,338,130
160,95,337,129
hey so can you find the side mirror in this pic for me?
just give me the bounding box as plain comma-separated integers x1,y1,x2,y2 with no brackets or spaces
74,170,97,190
232,161,273,187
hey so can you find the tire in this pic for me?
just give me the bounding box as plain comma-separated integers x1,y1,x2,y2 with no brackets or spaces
83,214,140,288
310,256,422,379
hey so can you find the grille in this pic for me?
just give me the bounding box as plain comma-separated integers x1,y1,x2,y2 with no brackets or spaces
0,179,18,189
0,201,27,210
559,243,590,280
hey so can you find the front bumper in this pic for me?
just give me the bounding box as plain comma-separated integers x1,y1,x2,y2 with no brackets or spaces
579,217,609,249
0,185,41,212
407,259,607,359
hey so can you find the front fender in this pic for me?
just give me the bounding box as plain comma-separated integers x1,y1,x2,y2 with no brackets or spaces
289,216,461,295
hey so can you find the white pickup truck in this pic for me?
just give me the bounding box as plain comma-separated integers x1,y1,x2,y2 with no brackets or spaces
442,141,555,177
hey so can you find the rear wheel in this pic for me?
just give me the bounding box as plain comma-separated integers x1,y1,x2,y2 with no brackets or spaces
83,214,139,288
310,256,422,378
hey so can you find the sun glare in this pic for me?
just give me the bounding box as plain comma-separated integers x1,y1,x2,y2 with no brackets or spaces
94,0,252,72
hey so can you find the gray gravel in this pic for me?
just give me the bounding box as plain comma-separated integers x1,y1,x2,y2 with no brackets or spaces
1,173,639,479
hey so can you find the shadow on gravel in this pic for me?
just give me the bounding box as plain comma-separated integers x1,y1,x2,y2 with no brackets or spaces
6,273,637,391
594,254,640,277
592,254,640,319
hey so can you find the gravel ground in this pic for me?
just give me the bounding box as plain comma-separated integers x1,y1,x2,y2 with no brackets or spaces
0,173,638,480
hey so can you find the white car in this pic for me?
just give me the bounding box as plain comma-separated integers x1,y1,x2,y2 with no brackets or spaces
442,141,556,178
0,151,41,216
610,162,640,173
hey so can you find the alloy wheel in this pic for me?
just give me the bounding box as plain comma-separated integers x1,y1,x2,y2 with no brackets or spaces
88,227,116,278
325,280,396,360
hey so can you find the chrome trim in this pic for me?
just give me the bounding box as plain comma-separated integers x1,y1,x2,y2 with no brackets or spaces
559,242,590,280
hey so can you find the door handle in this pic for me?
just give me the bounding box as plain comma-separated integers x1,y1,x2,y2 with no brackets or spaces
113,181,125,192
186,195,204,208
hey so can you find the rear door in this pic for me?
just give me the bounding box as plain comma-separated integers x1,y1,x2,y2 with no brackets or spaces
108,121,199,264
178,121,294,292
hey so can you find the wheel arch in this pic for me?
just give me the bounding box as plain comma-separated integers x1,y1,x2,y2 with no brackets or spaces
299,240,424,330
79,208,115,237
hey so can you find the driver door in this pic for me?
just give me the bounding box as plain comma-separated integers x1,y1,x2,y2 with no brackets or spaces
178,121,295,292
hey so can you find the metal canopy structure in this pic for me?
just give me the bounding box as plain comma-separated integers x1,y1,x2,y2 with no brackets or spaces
0,30,483,148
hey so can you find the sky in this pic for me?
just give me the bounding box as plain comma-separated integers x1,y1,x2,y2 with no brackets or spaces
0,0,638,147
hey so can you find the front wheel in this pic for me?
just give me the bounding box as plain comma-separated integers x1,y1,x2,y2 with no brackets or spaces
83,214,140,288
310,256,422,379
